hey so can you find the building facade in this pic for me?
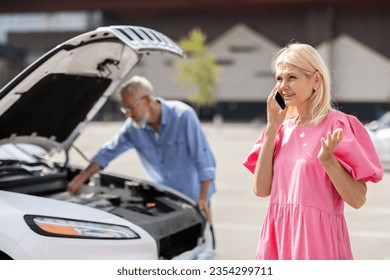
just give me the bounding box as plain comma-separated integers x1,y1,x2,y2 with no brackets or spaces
0,1,389,121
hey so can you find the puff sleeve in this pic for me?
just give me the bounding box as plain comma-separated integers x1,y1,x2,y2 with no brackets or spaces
243,127,284,174
333,114,383,183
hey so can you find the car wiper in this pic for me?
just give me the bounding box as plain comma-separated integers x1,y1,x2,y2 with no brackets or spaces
0,164,33,178
11,143,53,168
0,160,39,178
0,159,23,166
0,159,48,167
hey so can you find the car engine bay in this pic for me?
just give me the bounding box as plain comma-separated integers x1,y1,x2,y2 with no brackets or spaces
0,155,206,259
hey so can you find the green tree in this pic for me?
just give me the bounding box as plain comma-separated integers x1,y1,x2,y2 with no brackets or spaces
175,28,219,110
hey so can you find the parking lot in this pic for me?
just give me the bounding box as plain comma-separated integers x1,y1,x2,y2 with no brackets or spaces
70,121,390,260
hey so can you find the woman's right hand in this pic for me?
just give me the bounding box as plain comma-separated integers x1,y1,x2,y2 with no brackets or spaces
254,87,286,197
266,87,287,129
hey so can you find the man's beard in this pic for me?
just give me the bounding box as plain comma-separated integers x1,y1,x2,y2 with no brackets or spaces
133,111,149,129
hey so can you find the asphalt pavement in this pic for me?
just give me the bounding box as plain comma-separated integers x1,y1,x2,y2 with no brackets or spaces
70,121,390,260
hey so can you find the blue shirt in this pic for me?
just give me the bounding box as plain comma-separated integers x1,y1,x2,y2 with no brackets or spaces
91,98,216,202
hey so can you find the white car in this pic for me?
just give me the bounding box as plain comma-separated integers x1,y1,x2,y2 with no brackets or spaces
365,111,390,164
0,25,215,260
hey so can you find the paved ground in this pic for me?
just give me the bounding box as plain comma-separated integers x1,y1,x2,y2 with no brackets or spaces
70,121,390,260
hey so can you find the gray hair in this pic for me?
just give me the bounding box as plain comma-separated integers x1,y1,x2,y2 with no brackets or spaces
121,75,154,97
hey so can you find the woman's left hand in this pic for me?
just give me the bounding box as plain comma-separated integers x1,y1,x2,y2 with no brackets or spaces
318,128,343,163
317,127,367,209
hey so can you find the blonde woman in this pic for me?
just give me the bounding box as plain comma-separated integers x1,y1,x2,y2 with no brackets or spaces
243,42,383,259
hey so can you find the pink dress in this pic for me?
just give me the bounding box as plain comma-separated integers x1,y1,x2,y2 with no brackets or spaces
243,110,383,260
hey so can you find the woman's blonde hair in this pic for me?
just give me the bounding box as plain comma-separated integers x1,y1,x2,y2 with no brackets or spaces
272,41,336,126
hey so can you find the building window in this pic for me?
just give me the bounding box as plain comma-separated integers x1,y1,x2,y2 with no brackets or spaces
229,45,258,53
216,58,234,66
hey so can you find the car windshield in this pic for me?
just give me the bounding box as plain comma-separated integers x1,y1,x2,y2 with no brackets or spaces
0,143,48,162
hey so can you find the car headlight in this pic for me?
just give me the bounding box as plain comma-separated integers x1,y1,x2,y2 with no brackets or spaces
24,215,140,239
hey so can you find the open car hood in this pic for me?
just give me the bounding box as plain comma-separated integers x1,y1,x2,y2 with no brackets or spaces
0,26,184,154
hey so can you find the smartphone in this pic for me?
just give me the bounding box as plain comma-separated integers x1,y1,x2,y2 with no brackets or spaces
273,91,286,111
